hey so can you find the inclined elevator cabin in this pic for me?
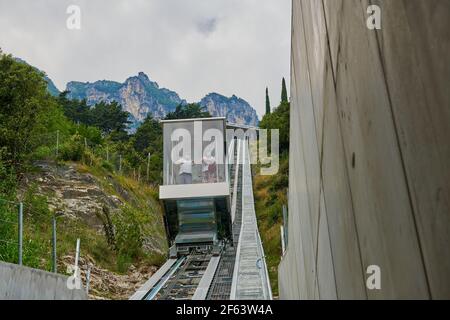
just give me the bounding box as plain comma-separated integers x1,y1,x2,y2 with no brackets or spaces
159,118,233,257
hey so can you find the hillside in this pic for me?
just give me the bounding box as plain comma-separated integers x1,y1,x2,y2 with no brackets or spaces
15,159,167,299
252,100,290,298
0,53,169,300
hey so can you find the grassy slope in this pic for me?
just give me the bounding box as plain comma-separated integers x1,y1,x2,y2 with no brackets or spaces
60,163,167,273
253,154,288,298
1,160,167,297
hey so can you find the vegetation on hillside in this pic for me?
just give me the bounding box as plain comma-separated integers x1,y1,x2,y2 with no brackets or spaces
253,80,290,297
0,51,210,287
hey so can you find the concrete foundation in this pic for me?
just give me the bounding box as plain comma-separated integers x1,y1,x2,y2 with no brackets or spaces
0,261,87,300
279,0,450,299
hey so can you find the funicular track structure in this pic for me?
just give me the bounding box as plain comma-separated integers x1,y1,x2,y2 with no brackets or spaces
130,137,271,301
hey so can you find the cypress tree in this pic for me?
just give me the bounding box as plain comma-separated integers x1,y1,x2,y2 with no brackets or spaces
281,77,288,103
265,87,271,115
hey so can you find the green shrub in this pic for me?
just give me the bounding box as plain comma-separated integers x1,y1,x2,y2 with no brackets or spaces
32,146,52,160
117,253,134,273
75,125,103,145
101,160,114,172
267,203,282,227
0,157,17,197
82,148,98,166
23,184,52,220
269,174,288,193
58,134,84,161
113,206,143,260
0,158,18,263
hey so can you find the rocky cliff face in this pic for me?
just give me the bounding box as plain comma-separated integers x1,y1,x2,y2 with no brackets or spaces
66,72,186,125
18,58,260,127
65,72,259,127
199,93,259,126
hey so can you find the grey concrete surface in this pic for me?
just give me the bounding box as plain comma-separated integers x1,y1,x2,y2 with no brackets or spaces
279,0,450,299
0,261,87,300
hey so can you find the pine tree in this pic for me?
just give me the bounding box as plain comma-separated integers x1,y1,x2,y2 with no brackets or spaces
265,87,271,115
281,77,288,103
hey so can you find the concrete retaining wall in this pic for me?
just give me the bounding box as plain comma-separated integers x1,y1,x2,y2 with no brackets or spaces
279,0,450,299
0,261,87,300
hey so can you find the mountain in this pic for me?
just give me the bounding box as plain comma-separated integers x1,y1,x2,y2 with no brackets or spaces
45,76,60,96
65,72,259,127
15,56,259,127
66,72,186,127
13,57,60,97
199,93,259,127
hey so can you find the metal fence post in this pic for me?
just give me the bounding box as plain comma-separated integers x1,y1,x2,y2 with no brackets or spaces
86,265,91,295
56,130,59,157
75,238,80,271
74,238,81,288
52,216,57,273
147,152,151,181
119,155,122,172
18,202,23,265
282,205,288,247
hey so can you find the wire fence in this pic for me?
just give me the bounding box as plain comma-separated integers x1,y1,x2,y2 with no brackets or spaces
26,130,161,184
0,199,21,264
0,197,60,272
1,129,162,272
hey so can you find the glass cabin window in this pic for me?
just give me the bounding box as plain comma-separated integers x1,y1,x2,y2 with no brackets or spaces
163,119,227,185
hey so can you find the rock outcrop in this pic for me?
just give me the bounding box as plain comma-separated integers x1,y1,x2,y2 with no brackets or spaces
66,72,185,129
65,72,259,127
199,92,259,126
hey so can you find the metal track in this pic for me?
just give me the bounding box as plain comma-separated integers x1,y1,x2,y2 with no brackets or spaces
207,158,243,300
154,253,212,300
143,257,185,300
137,139,245,300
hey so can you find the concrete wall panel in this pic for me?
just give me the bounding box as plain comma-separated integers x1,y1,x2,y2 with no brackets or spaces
0,261,87,300
369,0,450,299
280,0,450,299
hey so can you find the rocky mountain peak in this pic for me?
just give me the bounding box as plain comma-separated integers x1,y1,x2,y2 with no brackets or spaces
199,92,259,126
23,56,260,128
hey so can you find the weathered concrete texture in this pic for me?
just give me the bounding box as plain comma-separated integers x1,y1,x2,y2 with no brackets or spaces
279,0,450,299
0,261,88,300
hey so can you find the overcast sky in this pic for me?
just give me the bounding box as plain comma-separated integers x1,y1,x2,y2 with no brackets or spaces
0,0,291,117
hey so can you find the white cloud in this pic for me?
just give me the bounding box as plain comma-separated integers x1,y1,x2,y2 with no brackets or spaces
0,0,291,117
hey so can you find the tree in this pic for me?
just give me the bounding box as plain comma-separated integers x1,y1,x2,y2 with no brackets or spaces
60,94,83,123
259,101,290,154
133,115,162,155
58,91,91,125
281,77,288,103
89,101,131,135
0,53,55,165
265,87,271,115
164,103,210,120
